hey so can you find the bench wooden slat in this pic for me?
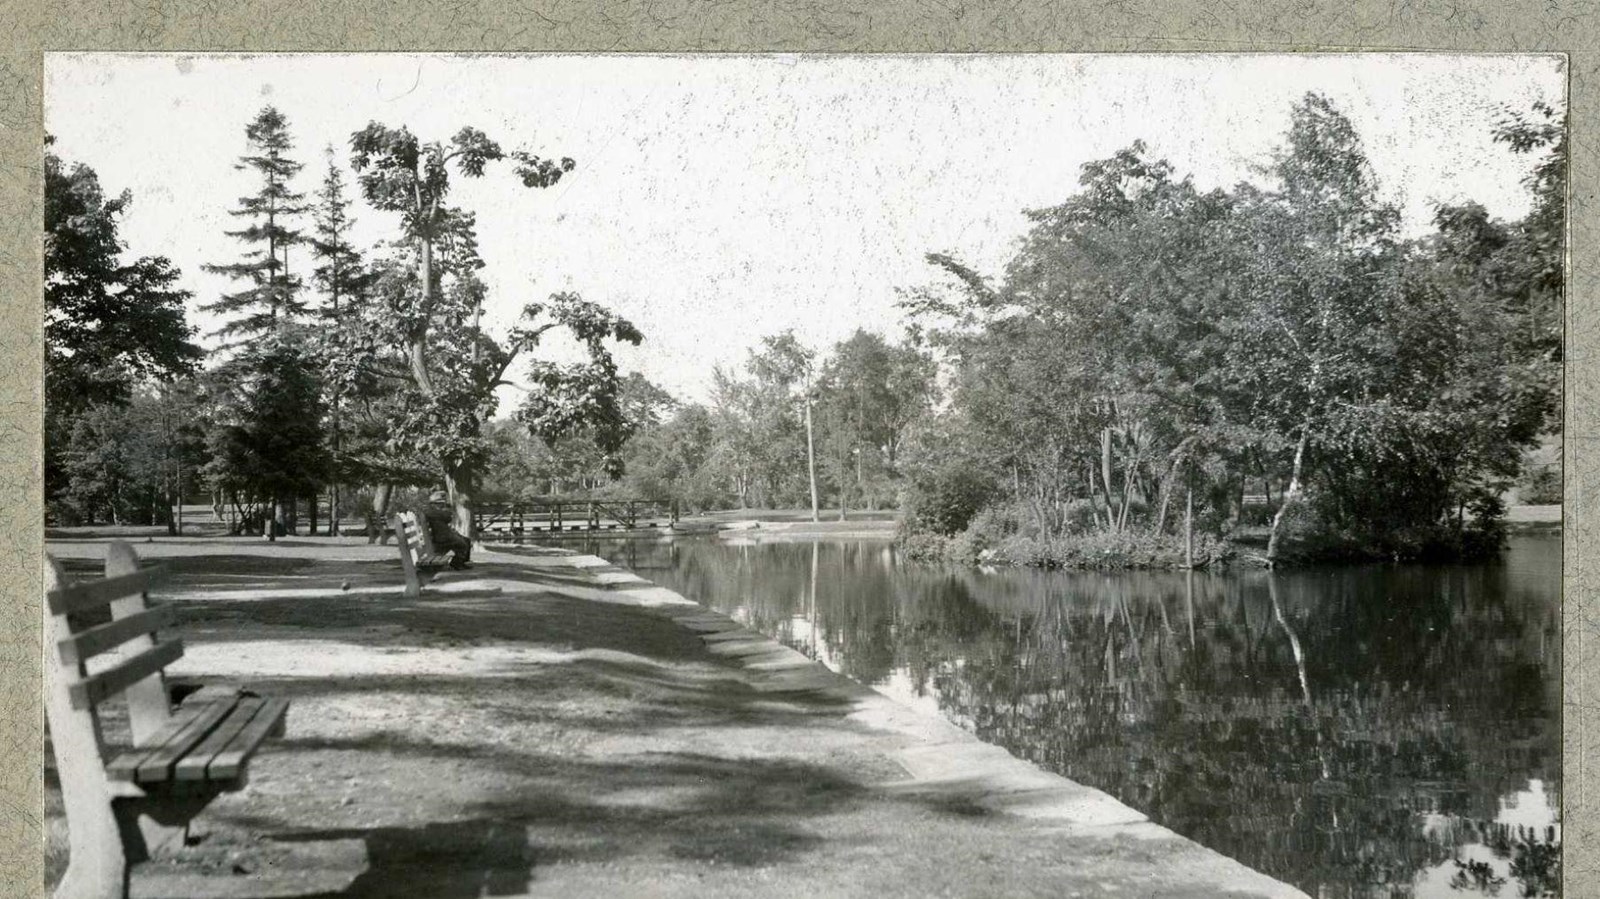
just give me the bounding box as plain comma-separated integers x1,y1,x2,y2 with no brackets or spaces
58,605,177,666
104,700,212,782
130,696,242,783
67,639,184,710
172,697,265,782
48,565,167,615
206,698,290,780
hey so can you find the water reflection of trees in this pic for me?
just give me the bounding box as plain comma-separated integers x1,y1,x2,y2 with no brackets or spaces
621,537,1561,898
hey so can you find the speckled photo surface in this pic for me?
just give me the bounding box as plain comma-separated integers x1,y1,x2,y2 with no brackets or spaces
2,4,1594,898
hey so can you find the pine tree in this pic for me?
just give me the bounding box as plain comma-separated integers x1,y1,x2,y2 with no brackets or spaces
311,147,369,315
199,106,326,537
201,106,310,343
309,148,372,535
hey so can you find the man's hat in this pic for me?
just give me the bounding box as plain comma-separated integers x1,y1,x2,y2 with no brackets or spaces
429,489,448,503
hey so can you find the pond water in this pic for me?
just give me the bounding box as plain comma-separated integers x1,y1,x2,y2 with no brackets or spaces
570,532,1561,898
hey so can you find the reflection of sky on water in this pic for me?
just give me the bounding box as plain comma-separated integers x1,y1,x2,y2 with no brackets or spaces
1414,780,1560,897
1497,780,1559,834
576,532,1561,897
787,604,947,716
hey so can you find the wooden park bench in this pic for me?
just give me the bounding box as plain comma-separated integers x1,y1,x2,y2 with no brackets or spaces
44,541,289,899
393,510,447,598
391,511,504,600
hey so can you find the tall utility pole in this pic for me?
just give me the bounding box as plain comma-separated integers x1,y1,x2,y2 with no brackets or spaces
804,388,820,523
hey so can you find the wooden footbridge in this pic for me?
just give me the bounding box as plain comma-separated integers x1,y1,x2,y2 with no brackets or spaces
474,498,678,538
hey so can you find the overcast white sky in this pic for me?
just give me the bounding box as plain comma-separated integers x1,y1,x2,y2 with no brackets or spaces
46,53,1565,406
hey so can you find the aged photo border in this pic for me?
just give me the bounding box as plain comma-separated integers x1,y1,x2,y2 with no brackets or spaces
1,4,1593,896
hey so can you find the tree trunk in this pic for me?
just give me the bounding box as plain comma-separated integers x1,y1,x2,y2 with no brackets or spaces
408,224,438,394
1266,431,1311,565
445,466,476,540
1086,464,1105,530
1101,429,1116,524
370,483,393,544
1098,432,1118,532
1185,485,1194,569
331,283,342,536
1117,453,1135,531
1153,439,1195,535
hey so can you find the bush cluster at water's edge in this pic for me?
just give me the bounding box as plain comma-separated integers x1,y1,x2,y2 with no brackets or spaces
1265,494,1509,565
897,484,1512,570
897,520,1232,570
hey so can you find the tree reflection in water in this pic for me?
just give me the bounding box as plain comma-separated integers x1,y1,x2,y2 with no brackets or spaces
585,533,1561,898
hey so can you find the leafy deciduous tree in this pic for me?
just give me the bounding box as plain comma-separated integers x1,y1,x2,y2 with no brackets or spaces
44,140,201,508
346,122,638,536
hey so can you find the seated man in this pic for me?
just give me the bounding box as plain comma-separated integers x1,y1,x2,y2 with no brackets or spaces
423,489,473,570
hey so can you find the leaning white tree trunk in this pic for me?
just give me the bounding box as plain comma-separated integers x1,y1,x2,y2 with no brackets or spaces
1265,430,1310,565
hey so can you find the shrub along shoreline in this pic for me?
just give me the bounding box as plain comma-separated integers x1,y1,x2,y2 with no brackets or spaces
898,527,1232,570
895,494,1527,571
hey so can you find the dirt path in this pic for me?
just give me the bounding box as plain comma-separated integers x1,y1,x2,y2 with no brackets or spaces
46,540,1306,898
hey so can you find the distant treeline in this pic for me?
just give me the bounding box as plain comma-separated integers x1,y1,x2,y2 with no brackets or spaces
478,329,937,517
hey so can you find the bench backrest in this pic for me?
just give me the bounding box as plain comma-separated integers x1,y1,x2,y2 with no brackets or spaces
392,511,441,597
45,541,178,760
395,510,440,558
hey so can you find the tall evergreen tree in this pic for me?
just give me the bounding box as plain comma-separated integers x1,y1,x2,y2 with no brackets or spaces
311,146,369,317
199,106,327,536
309,148,372,534
201,106,310,343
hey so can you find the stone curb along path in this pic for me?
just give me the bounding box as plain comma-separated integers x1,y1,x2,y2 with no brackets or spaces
501,547,1311,899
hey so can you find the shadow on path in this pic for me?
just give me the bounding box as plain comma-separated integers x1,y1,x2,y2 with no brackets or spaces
277,820,535,899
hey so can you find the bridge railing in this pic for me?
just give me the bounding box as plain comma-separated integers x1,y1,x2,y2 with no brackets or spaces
474,498,679,536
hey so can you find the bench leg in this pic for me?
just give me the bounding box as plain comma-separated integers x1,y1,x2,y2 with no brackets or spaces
114,797,196,861
52,829,129,899
54,795,212,899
